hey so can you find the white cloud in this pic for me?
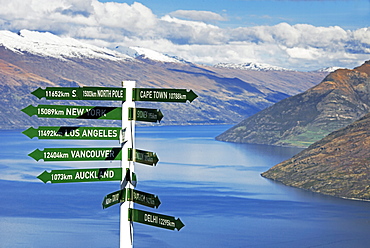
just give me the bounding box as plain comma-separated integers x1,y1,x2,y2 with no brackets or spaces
169,10,227,22
0,0,368,71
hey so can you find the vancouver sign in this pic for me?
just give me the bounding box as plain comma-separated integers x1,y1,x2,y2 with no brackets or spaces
29,147,122,162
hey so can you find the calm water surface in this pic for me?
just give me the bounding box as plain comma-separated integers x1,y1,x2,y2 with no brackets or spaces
0,125,369,248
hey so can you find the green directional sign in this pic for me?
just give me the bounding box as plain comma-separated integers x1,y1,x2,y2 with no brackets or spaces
102,188,126,209
128,148,159,166
103,188,161,209
128,208,184,231
128,108,163,123
21,105,121,120
29,147,122,162
31,87,126,101
132,88,198,103
127,189,161,208
23,126,122,140
37,167,122,183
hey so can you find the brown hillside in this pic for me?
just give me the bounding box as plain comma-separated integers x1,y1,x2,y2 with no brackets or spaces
262,112,370,200
216,61,370,147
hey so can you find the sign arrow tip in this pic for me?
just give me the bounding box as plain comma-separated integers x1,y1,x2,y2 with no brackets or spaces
37,170,50,183
31,87,45,99
154,153,159,166
155,196,161,208
176,218,185,231
22,127,37,139
28,149,43,161
21,105,37,117
188,90,198,103
157,109,164,123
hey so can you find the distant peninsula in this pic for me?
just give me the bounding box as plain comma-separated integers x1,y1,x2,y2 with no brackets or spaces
262,112,370,201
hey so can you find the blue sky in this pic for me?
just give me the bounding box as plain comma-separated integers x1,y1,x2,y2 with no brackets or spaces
0,0,369,70
100,0,369,29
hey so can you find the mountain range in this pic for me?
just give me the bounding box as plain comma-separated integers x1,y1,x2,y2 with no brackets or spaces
216,60,370,147
0,30,327,129
261,112,370,201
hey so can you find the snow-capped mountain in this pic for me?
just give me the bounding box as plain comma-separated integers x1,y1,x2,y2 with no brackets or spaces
314,66,344,73
0,29,191,64
114,46,191,63
0,30,132,61
214,62,295,72
129,47,187,63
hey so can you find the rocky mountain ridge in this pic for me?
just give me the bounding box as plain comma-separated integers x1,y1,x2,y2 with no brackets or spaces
216,60,370,147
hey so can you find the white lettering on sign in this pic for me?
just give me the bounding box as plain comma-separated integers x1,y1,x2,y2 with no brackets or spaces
140,90,152,99
75,171,98,180
38,108,64,116
66,108,85,116
45,90,70,98
169,92,186,100
159,218,175,228
144,213,158,224
133,192,155,205
44,151,69,159
81,129,118,138
83,90,97,97
51,173,73,181
153,91,168,99
70,149,116,159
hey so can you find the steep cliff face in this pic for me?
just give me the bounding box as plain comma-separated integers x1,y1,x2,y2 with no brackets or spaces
216,61,370,147
261,112,370,201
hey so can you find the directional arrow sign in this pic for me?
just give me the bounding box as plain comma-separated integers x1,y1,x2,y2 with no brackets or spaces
29,147,122,162
128,108,163,123
102,188,126,209
128,148,159,166
132,88,198,103
23,126,121,140
128,208,184,231
21,105,121,120
127,189,161,208
37,168,122,183
31,87,126,101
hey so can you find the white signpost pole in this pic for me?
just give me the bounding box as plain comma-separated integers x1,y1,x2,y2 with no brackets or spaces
120,81,136,248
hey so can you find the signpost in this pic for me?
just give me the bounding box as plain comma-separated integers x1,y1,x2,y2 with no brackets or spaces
23,83,197,248
102,188,161,209
23,126,121,140
102,188,126,209
31,86,126,101
37,168,122,183
128,208,185,231
28,147,122,161
128,148,159,166
128,189,161,209
128,107,163,123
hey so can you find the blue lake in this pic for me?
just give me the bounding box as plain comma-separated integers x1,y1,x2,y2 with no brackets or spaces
0,125,369,248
